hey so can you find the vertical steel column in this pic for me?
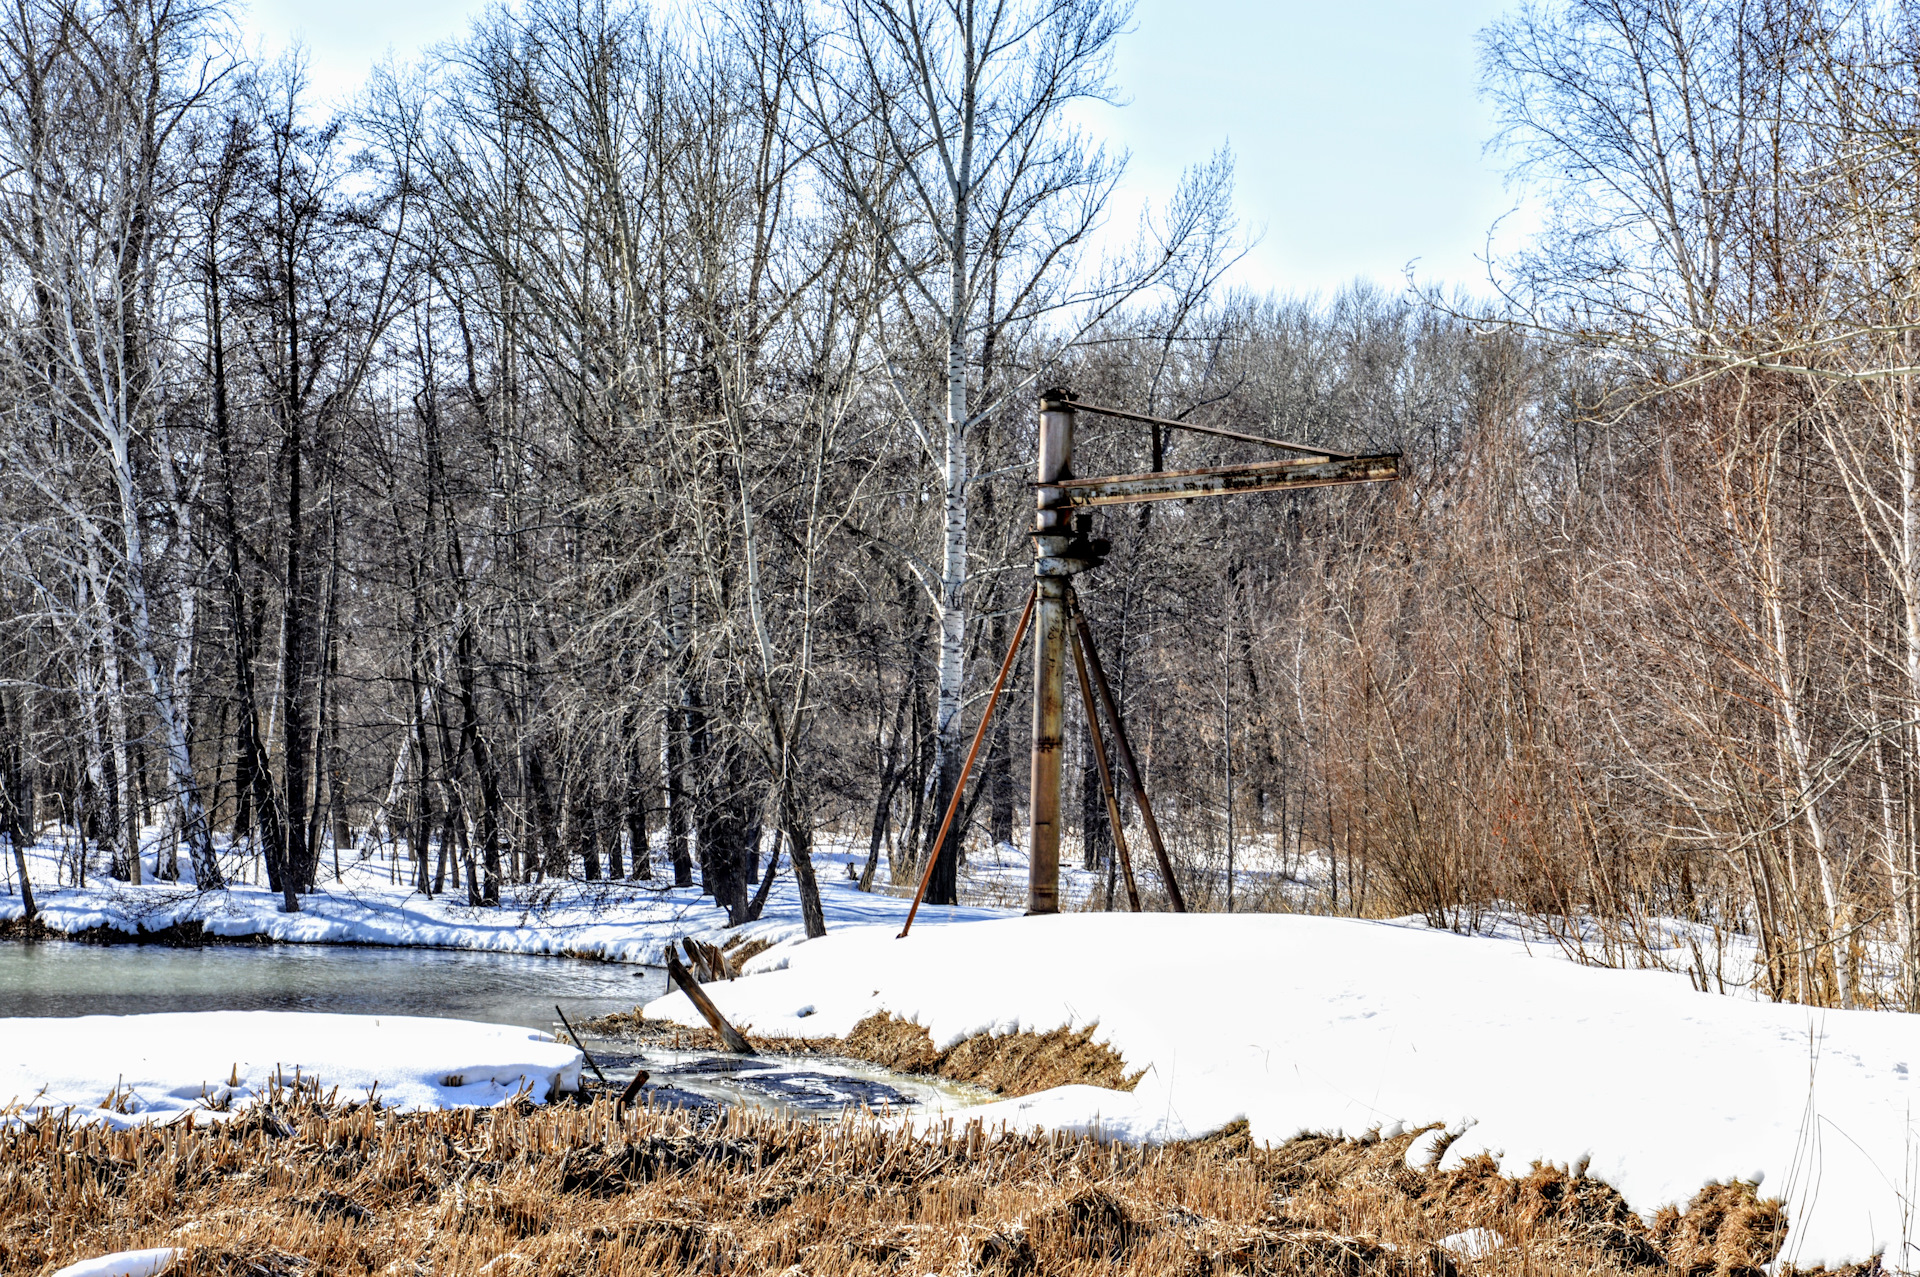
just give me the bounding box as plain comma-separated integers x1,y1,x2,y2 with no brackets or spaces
1028,389,1076,914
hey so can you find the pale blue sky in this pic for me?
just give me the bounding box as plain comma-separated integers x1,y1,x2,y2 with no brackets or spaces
239,0,1526,297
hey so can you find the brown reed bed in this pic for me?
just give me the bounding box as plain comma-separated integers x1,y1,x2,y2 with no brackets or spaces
582,1009,1141,1097
0,1074,1828,1277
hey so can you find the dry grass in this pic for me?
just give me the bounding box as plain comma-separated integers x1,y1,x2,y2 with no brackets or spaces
582,1011,1139,1098
834,1013,1141,1096
721,935,778,970
0,1080,1840,1277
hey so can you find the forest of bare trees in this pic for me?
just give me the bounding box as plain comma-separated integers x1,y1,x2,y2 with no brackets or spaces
13,0,1920,1011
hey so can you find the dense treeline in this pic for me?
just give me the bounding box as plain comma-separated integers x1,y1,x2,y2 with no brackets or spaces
10,0,1920,1012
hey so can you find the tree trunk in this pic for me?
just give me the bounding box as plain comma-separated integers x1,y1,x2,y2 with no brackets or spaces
921,326,971,907
280,405,310,909
1,692,36,922
626,729,652,880
1079,720,1110,874
785,817,826,937
662,711,691,886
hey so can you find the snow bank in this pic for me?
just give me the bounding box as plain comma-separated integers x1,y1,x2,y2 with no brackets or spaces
0,831,1014,962
0,1011,583,1126
646,912,1920,1268
50,1249,180,1277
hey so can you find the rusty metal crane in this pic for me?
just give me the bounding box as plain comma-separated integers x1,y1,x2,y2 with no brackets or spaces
901,389,1402,933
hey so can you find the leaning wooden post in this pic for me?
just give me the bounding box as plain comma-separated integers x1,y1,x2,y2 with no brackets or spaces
666,945,755,1054
1028,389,1076,915
899,589,1036,938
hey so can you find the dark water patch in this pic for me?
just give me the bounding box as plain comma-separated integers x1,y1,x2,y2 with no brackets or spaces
590,1044,984,1118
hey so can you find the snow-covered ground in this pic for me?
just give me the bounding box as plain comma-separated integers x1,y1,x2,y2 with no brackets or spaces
0,827,1021,960
0,1011,583,1127
51,1248,180,1277
15,824,1920,1263
648,911,1920,1269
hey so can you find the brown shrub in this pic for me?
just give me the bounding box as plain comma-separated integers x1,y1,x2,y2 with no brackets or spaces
1216,1122,1781,1277
835,1011,1141,1096
586,1008,1141,1097
1651,1180,1789,1276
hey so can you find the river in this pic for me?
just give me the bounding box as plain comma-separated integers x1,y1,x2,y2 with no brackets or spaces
0,939,987,1117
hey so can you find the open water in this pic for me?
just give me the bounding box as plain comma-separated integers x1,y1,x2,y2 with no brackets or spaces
0,939,985,1116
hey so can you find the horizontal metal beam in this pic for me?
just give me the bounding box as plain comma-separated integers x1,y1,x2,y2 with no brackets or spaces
1057,454,1402,506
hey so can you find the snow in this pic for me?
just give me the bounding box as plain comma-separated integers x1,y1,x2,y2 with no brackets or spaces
0,1011,583,1127
1438,1229,1505,1260
50,1249,180,1277
17,825,1920,1263
645,911,1920,1269
0,828,1017,961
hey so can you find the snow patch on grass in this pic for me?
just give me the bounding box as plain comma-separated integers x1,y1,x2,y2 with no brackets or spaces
645,911,1920,1267
50,1248,181,1277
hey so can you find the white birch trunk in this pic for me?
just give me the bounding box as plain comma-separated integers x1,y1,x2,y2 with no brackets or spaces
930,330,970,791
158,419,200,881
1764,573,1851,1008
101,619,138,886
1898,377,1920,1007
83,547,139,885
923,144,972,889
107,427,223,887
74,614,107,889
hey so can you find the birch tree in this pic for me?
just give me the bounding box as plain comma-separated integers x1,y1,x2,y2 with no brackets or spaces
0,0,230,887
801,0,1230,901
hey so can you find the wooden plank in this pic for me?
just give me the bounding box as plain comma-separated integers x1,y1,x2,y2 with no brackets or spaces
681,937,710,981
1058,454,1400,506
666,946,755,1054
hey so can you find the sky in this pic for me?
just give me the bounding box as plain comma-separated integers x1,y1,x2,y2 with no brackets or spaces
236,0,1528,299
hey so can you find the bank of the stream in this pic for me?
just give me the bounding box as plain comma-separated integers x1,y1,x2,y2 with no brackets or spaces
0,942,1006,1123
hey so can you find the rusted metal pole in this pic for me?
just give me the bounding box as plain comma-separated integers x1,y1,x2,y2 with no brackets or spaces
899,588,1037,938
1070,624,1141,912
1068,587,1187,912
1028,390,1076,915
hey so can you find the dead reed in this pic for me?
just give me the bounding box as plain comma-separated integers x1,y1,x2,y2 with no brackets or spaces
581,1010,1140,1097
0,1082,1832,1277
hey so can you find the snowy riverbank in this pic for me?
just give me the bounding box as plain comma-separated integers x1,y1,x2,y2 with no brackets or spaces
15,829,1919,1264
0,1011,584,1126
647,911,1920,1269
0,832,1017,961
